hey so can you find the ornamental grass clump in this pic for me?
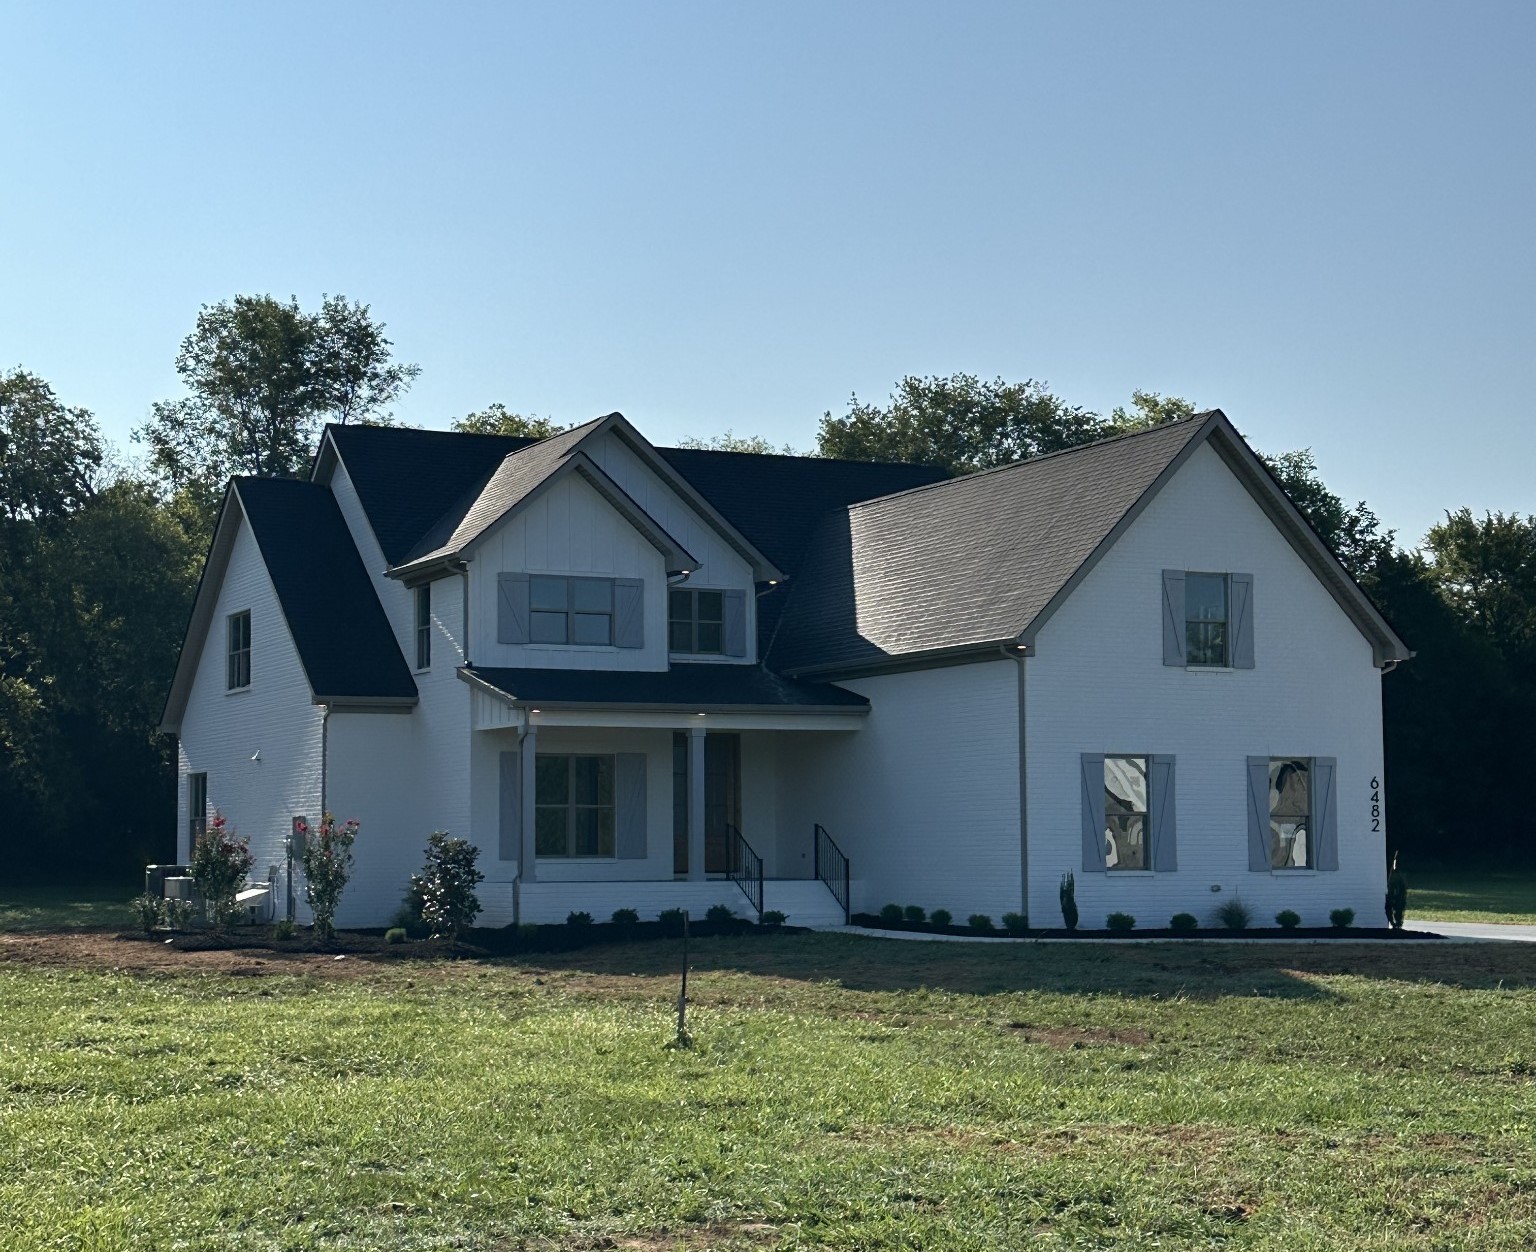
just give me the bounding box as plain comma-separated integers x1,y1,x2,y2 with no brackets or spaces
1059,872,1079,931
411,832,484,940
187,812,253,930
298,814,359,941
1215,896,1252,932
1106,912,1136,933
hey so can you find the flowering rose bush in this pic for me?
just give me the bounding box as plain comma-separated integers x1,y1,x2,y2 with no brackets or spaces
187,812,254,929
298,814,359,941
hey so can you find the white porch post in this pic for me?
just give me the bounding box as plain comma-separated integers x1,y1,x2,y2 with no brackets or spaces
520,724,538,883
688,724,707,882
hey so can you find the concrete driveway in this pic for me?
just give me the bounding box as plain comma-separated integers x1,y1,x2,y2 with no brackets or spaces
1406,919,1536,943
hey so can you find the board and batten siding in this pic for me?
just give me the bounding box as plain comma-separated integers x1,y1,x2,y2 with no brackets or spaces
776,659,1022,919
1025,441,1387,930
175,516,324,893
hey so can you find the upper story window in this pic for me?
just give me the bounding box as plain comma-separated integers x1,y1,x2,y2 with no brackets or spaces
530,575,613,646
1162,570,1253,669
669,588,724,654
415,584,432,670
226,611,251,690
1185,573,1229,666
1267,758,1311,869
1103,755,1148,870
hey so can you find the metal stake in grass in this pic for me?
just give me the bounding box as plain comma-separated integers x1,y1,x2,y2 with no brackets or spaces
674,909,692,1049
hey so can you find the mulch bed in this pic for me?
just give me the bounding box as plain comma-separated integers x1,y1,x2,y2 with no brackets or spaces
851,913,1438,940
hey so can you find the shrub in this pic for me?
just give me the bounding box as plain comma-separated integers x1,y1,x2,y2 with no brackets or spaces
566,911,593,926
1275,909,1301,930
1106,912,1136,932
903,905,926,924
611,908,640,926
658,907,685,934
385,927,407,945
163,898,197,932
930,908,952,928
273,917,296,940
879,903,904,923
1002,911,1029,935
187,812,253,929
1385,860,1408,930
1059,872,1079,931
968,913,995,933
411,832,484,939
760,910,787,927
1215,897,1252,932
705,903,736,924
130,894,163,935
298,813,359,941
1170,912,1198,933
1330,907,1355,929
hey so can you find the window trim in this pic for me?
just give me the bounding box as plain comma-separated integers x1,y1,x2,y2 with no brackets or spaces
226,610,251,690
415,584,432,671
1103,753,1150,872
1184,571,1230,668
528,575,615,648
1267,756,1313,871
668,587,726,656
534,752,618,859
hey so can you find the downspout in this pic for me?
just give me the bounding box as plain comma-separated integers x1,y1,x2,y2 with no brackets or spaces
1001,643,1029,918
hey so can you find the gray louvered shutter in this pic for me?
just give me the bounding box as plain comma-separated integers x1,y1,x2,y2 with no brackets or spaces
1230,573,1255,669
498,751,521,861
1149,754,1177,872
616,753,647,859
1161,570,1186,666
1313,757,1339,870
498,573,530,644
1246,756,1271,871
723,589,747,656
614,578,644,648
1080,753,1106,872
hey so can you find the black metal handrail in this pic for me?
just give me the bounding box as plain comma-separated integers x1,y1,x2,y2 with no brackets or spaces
813,823,851,924
725,823,764,919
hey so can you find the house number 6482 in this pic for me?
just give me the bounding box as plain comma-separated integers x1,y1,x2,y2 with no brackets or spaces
1369,776,1381,832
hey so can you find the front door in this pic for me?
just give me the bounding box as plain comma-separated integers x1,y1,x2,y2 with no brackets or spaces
672,732,742,875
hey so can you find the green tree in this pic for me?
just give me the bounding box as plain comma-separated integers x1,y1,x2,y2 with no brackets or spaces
1423,509,1536,665
1107,389,1199,434
675,430,802,455
451,403,564,439
1259,448,1396,579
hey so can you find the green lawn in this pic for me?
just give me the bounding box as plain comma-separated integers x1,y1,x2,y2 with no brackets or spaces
0,879,139,933
1406,869,1536,925
2,932,1535,1250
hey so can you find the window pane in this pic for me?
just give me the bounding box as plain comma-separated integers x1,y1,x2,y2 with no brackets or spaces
1269,759,1310,818
530,611,568,644
669,588,691,621
536,755,569,805
1186,573,1227,623
1187,621,1227,666
697,622,724,654
530,576,568,612
535,807,569,856
572,578,612,613
416,585,430,629
595,807,616,858
669,620,693,652
1105,815,1145,870
573,612,611,645
697,590,724,623
572,755,613,806
1104,756,1147,815
1271,819,1309,869
573,807,602,856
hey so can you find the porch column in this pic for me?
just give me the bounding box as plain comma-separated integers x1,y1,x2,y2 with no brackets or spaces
688,724,707,881
520,725,538,883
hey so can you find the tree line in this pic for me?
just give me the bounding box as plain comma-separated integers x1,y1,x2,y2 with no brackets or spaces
2,293,1530,880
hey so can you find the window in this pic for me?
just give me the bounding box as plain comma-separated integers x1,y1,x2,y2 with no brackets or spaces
415,584,432,670
529,576,613,646
535,754,616,857
1268,758,1311,868
1185,573,1229,666
669,588,724,654
226,611,251,689
1103,755,1148,870
188,772,208,843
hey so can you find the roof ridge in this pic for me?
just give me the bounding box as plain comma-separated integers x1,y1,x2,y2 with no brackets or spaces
844,413,1219,512
659,444,950,472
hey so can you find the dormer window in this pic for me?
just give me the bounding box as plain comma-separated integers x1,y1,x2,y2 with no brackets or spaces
530,576,613,646
669,588,724,654
1184,573,1229,667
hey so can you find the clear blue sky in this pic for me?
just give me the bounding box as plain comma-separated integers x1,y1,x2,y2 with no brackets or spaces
3,1,1532,545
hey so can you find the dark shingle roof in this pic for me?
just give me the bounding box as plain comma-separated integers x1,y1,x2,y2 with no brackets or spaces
236,478,417,702
463,664,868,712
768,418,1213,673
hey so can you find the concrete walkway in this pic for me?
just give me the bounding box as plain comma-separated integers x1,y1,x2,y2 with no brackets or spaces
1405,919,1536,943
823,920,1536,944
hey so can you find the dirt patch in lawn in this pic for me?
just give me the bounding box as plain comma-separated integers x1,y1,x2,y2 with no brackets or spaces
1003,1020,1152,1048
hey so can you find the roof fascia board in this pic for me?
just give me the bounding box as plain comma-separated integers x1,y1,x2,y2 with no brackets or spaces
454,669,867,717
780,639,1019,681
158,485,245,734
318,696,419,712
310,426,341,485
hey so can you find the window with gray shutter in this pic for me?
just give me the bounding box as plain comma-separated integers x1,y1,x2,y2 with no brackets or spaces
498,750,521,861
1149,755,1177,872
1248,756,1335,870
1079,753,1106,872
616,753,647,858
614,579,644,648
1230,573,1255,668
1313,757,1339,870
1161,571,1186,665
723,589,747,657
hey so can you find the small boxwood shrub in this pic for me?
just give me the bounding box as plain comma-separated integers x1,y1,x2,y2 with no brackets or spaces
1002,911,1029,935
1215,897,1252,932
930,908,952,928
706,903,736,923
130,894,163,935
879,903,903,923
1170,912,1198,933
566,911,593,926
903,905,926,924
1106,912,1136,932
1275,909,1301,930
385,927,407,944
968,913,995,933
1330,907,1355,929
611,908,639,926
658,908,685,934
760,910,787,927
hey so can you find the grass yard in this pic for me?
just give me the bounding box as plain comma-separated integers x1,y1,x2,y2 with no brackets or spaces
1406,869,1536,925
2,930,1535,1250
0,880,140,933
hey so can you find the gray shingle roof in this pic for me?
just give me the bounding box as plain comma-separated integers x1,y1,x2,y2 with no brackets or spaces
463,664,869,712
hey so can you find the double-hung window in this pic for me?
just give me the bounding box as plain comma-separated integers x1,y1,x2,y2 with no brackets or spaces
188,772,208,843
530,576,613,646
1103,755,1149,870
226,611,251,690
415,584,432,670
1185,573,1229,667
669,588,724,654
535,754,616,857
1268,758,1311,868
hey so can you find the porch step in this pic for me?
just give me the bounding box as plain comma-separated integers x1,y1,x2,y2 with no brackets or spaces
762,879,849,930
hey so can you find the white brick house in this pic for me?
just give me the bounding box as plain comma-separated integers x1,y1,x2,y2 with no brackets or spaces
160,410,1409,930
